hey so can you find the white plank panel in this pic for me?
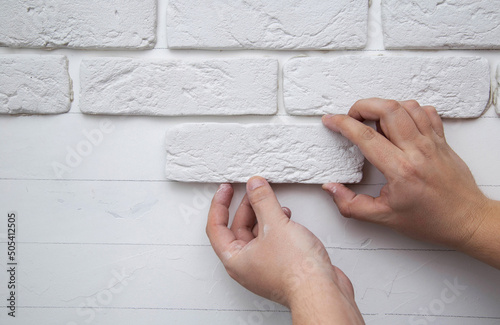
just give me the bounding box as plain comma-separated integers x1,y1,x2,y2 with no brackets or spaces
0,115,499,186
2,180,498,250
0,244,499,322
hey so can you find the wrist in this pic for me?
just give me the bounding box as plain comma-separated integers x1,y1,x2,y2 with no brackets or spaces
287,269,340,307
449,192,492,250
286,268,364,324
458,198,500,269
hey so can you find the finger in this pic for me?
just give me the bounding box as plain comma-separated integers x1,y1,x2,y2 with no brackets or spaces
206,184,238,261
399,100,434,136
349,98,421,146
332,266,356,301
322,183,392,225
376,121,385,137
323,114,404,177
246,176,286,228
422,105,445,138
230,194,257,243
252,223,259,237
282,207,292,219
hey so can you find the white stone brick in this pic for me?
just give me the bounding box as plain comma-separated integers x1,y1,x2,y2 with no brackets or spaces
284,56,490,118
0,55,71,115
167,0,367,50
381,0,500,49
80,58,277,116
0,0,156,49
496,65,500,116
165,124,364,184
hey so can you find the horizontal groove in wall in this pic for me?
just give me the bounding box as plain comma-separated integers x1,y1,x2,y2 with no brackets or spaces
0,241,456,252
0,177,498,187
1,306,499,320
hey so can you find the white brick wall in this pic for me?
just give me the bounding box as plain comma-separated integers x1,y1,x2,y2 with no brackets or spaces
165,123,364,183
497,65,500,114
283,56,491,118
381,0,500,49
0,55,71,114
166,0,368,50
0,0,157,49
80,58,278,116
1,0,500,324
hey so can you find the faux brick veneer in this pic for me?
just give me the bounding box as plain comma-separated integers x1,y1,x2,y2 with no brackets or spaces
165,124,364,184
0,55,71,114
497,65,500,115
382,0,500,49
167,0,368,50
283,56,490,118
0,0,156,49
80,58,278,116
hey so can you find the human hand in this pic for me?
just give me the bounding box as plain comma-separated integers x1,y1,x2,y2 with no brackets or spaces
207,177,364,324
322,98,493,251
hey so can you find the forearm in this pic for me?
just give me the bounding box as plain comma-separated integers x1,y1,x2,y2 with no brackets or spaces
289,275,364,325
459,199,500,269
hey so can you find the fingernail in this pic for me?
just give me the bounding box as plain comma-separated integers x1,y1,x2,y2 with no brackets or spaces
322,115,341,133
247,177,266,191
322,183,337,194
217,183,231,193
322,114,334,121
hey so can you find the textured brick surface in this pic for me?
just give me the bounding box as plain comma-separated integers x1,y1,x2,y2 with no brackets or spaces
80,58,278,116
167,0,367,50
0,0,156,49
0,55,71,114
497,65,500,116
165,123,364,184
284,56,490,118
381,0,500,49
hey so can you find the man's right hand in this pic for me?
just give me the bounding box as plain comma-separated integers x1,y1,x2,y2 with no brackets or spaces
321,98,500,269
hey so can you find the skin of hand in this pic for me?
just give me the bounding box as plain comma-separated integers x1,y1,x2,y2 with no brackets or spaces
322,98,500,269
207,177,365,324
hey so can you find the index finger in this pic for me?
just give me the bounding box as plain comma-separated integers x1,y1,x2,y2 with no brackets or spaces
322,114,404,177
206,184,237,262
349,98,421,148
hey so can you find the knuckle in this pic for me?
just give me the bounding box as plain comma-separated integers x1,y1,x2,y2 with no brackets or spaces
397,158,419,180
249,186,271,206
353,98,366,107
361,126,377,140
404,99,420,109
417,138,437,158
338,202,353,218
224,263,242,283
384,99,401,113
426,105,437,112
205,222,214,237
224,265,238,280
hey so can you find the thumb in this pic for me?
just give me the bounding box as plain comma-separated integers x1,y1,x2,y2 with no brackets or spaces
322,183,392,226
247,176,287,227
